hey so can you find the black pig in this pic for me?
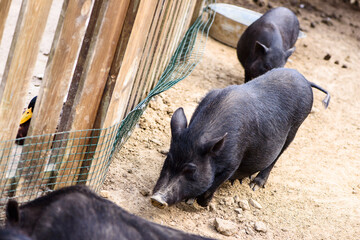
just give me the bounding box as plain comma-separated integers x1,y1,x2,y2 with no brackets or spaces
0,228,31,240
5,186,213,240
151,68,330,208
237,7,299,82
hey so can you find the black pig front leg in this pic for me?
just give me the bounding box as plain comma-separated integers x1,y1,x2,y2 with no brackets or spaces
196,169,235,207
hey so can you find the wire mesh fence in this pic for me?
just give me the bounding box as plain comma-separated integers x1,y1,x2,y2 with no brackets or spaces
0,1,216,212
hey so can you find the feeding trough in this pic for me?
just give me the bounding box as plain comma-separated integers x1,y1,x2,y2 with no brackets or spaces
208,3,305,48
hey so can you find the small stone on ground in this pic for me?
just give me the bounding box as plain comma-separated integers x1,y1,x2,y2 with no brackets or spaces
249,198,262,209
239,199,250,210
214,218,238,236
254,221,267,233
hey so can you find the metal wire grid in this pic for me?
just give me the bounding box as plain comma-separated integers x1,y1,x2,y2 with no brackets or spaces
0,1,216,210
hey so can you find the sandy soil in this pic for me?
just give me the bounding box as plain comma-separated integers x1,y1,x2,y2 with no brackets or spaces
1,0,359,239
102,0,360,239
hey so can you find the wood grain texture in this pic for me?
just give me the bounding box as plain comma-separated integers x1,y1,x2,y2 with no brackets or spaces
0,0,53,153
124,0,167,116
13,0,94,198
101,0,159,128
86,0,198,186
0,0,12,44
85,0,159,185
138,0,194,101
29,0,93,137
0,0,53,199
142,0,196,101
53,0,131,189
0,0,53,143
92,0,141,130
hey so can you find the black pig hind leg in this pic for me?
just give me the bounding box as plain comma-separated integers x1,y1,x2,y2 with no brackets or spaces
250,127,299,191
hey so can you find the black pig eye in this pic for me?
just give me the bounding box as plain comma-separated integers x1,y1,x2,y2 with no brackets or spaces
183,163,197,176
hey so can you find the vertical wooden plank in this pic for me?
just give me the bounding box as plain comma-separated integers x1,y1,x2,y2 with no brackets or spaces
123,0,167,116
0,0,53,185
85,0,159,186
92,0,141,130
0,0,53,142
78,0,141,184
29,0,93,137
0,0,25,102
141,0,196,103
55,0,103,135
190,0,204,25
13,0,94,199
137,0,182,103
101,0,159,127
185,0,198,32
0,0,12,44
53,0,131,189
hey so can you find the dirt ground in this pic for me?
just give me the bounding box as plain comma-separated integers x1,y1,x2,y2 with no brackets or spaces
102,0,360,239
1,0,359,239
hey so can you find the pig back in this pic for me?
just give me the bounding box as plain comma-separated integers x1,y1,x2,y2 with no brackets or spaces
245,68,313,125
10,186,213,240
189,68,312,134
261,7,299,49
187,68,313,167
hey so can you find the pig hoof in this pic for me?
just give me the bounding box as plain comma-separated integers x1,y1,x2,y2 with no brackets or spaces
249,178,266,191
249,183,260,191
196,197,210,207
150,195,168,209
185,198,195,205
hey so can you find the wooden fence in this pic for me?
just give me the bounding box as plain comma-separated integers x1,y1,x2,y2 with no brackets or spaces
0,0,203,199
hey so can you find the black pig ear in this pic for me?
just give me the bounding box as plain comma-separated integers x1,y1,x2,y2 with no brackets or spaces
6,199,20,225
202,133,228,155
171,108,187,137
255,41,269,55
285,47,295,60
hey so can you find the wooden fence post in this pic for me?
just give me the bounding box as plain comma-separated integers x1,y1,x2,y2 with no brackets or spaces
85,0,160,187
13,0,95,199
28,0,94,138
0,0,53,143
85,0,198,188
77,0,142,185
52,0,131,190
0,0,206,200
124,0,172,115
0,0,53,200
99,0,160,127
128,0,197,112
0,0,12,44
91,0,141,130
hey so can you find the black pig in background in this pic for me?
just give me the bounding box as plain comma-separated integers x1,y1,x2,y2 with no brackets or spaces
237,7,299,82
